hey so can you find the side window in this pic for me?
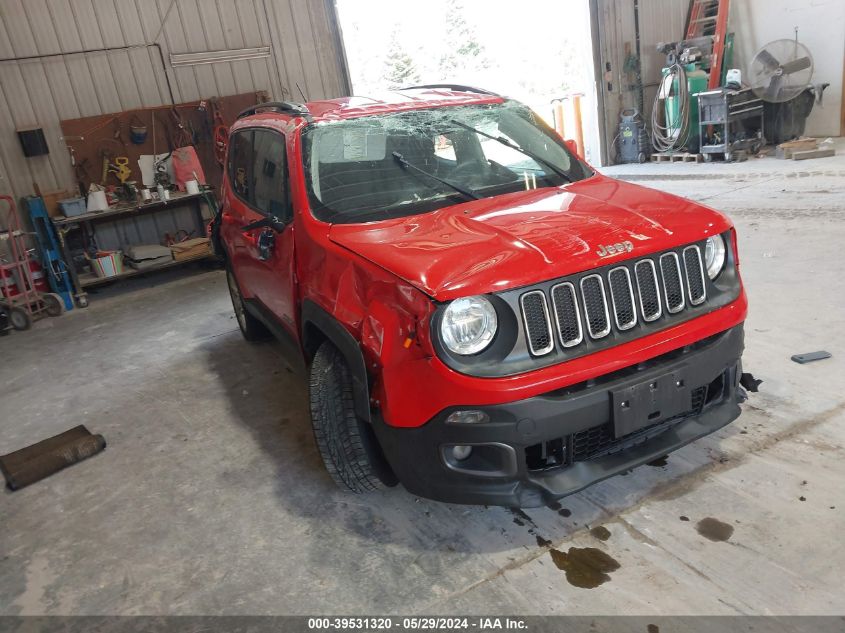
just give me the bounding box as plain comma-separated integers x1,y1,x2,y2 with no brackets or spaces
252,129,290,221
228,130,253,203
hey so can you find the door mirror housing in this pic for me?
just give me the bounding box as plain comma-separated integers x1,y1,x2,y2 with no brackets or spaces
257,228,276,261
241,215,287,233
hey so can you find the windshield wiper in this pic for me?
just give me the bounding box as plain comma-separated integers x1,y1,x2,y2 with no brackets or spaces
450,120,572,183
392,152,480,201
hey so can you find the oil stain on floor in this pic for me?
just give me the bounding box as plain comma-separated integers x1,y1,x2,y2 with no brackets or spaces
589,526,612,541
546,501,572,518
549,547,621,588
696,517,734,542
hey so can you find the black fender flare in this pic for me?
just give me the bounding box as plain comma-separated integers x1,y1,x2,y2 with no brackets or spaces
301,299,371,423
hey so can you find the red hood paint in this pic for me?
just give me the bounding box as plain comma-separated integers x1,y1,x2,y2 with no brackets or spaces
329,174,732,300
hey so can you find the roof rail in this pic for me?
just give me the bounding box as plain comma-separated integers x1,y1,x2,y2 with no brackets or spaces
399,84,500,96
237,101,311,120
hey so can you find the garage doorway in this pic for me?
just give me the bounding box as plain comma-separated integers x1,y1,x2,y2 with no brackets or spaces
334,0,603,165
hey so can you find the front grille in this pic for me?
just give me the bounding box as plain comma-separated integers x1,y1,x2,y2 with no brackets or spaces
580,274,611,339
525,386,710,471
608,267,637,330
520,290,554,356
683,246,706,305
510,240,716,364
551,282,583,347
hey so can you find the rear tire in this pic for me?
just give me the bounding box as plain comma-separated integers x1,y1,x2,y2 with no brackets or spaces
309,341,395,493
226,266,269,341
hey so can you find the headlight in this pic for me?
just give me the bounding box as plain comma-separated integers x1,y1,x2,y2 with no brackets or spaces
704,235,727,279
440,296,497,355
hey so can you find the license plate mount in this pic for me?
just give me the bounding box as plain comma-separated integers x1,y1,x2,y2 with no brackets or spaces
611,370,691,439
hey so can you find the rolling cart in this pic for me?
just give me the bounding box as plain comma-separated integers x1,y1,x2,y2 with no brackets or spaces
0,195,65,331
697,88,765,162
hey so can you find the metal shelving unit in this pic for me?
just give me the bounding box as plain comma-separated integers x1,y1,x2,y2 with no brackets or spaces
697,88,765,161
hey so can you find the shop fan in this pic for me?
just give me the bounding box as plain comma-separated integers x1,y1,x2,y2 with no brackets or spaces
748,38,814,103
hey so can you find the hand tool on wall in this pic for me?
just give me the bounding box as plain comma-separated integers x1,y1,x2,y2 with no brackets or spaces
109,157,131,184
170,107,193,148
209,97,228,167
112,117,127,148
100,149,111,184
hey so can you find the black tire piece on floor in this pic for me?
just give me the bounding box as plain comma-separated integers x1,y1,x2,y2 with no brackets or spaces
309,341,396,493
226,267,269,341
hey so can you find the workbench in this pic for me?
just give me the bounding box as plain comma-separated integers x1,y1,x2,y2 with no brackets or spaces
52,191,215,294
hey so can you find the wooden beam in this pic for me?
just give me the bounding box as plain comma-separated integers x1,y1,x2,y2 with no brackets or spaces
792,148,835,161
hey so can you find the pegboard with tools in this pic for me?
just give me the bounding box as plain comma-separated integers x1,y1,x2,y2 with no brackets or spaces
59,91,268,197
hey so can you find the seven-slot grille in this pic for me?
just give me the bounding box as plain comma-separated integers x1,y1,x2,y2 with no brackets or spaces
519,244,707,357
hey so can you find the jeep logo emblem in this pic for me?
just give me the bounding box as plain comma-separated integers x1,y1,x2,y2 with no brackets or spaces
596,241,634,257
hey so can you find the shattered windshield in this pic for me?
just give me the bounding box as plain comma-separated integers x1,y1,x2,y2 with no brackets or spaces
302,101,591,224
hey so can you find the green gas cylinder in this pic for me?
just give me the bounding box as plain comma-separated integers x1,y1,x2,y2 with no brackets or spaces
661,63,708,152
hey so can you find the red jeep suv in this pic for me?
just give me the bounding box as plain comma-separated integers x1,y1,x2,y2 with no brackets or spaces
213,85,748,507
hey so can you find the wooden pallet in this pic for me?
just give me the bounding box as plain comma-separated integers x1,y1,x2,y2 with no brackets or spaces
650,152,704,163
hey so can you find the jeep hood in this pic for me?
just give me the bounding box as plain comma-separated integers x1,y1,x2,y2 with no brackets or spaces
328,174,732,301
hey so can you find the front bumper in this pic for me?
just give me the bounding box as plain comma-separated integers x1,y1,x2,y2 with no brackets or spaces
372,324,745,507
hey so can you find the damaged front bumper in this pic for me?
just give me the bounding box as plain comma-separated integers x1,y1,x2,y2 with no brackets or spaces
372,325,746,507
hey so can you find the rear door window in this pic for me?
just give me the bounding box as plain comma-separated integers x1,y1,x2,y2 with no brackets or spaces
252,129,290,221
228,129,253,204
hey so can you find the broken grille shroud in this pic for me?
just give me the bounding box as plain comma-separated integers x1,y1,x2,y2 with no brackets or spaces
519,244,707,357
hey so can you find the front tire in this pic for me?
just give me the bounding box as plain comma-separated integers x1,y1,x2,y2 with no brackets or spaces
226,266,269,341
309,342,395,493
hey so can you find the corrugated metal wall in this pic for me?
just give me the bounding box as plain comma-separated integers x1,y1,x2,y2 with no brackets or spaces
0,0,350,202
594,0,688,161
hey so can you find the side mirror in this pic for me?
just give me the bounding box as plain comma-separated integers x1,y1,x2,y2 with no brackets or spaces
564,139,580,158
257,228,276,261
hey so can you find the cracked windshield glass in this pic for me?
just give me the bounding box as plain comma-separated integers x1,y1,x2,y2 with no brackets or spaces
303,102,589,224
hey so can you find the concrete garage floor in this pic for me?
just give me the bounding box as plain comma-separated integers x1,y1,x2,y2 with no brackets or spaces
2,144,844,615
